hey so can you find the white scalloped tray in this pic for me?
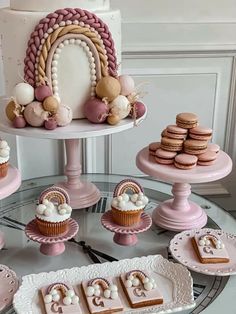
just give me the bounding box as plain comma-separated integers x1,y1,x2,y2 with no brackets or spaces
13,255,195,314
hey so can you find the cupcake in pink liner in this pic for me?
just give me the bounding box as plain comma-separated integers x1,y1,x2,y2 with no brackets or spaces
111,179,149,226
0,139,10,178
35,187,72,236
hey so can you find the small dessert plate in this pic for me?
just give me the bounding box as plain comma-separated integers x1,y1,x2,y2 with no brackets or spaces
0,264,19,311
169,228,236,276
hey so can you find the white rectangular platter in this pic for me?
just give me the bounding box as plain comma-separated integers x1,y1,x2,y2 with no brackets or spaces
13,255,195,314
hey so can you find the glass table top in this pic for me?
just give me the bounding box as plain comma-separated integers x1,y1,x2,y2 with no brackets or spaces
0,174,236,314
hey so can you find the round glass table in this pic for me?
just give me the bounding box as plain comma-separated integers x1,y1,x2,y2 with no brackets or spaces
0,174,235,314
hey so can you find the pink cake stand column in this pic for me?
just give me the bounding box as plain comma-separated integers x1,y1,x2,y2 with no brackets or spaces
152,182,207,231
136,147,233,232
58,139,101,209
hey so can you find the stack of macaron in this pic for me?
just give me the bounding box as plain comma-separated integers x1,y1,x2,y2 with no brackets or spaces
148,112,220,170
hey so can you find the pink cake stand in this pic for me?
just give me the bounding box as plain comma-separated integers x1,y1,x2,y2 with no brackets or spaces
0,264,19,311
0,165,21,250
25,218,79,256
136,147,232,231
0,100,146,209
101,211,152,246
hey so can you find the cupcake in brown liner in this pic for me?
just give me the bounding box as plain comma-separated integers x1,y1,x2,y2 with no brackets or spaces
111,179,149,226
35,187,72,237
0,139,10,178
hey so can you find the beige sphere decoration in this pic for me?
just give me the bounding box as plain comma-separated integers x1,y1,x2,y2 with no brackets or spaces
43,96,59,114
96,76,121,102
107,114,121,125
6,100,17,121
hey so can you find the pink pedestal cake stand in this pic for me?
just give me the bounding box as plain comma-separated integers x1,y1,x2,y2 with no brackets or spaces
136,147,232,231
101,211,152,246
25,218,79,256
0,100,145,209
0,165,21,250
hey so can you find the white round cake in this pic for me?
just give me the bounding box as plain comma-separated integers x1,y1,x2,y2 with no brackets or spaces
0,0,121,119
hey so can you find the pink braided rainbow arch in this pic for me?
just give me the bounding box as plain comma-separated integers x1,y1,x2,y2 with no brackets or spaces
24,8,118,87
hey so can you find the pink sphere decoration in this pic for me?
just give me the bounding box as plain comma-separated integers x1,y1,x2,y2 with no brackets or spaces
55,104,72,126
44,118,57,130
131,101,146,119
118,75,135,96
84,98,109,123
23,101,46,127
35,85,52,102
13,116,27,128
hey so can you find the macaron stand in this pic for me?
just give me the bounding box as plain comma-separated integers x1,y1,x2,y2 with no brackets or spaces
136,147,232,231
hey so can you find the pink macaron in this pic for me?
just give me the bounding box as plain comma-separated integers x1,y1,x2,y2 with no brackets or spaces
207,143,220,154
155,148,177,165
149,142,161,156
197,151,217,166
189,126,213,141
174,153,198,170
166,125,188,140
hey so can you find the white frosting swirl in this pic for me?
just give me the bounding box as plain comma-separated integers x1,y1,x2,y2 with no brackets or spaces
111,192,149,211
0,140,10,164
36,200,72,222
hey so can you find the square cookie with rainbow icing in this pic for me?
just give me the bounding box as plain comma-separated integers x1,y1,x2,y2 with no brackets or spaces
41,282,82,314
120,270,163,309
192,232,230,264
81,277,123,314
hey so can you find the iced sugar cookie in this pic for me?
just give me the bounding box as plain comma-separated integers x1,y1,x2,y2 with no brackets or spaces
120,270,163,309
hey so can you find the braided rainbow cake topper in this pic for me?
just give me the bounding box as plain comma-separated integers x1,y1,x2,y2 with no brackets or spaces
5,7,147,129
24,8,118,87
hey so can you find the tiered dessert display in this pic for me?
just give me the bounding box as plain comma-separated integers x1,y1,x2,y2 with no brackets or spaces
136,113,233,231
101,179,152,246
0,1,146,209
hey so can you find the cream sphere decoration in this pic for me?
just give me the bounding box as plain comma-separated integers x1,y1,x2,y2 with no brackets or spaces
109,95,131,120
55,104,72,126
13,83,35,105
118,75,135,96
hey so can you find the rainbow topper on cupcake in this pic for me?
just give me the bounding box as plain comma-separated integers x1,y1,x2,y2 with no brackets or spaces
111,179,149,226
35,186,72,237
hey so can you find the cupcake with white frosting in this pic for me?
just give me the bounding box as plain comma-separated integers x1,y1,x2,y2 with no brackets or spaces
35,187,72,236
0,139,10,178
111,179,149,226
